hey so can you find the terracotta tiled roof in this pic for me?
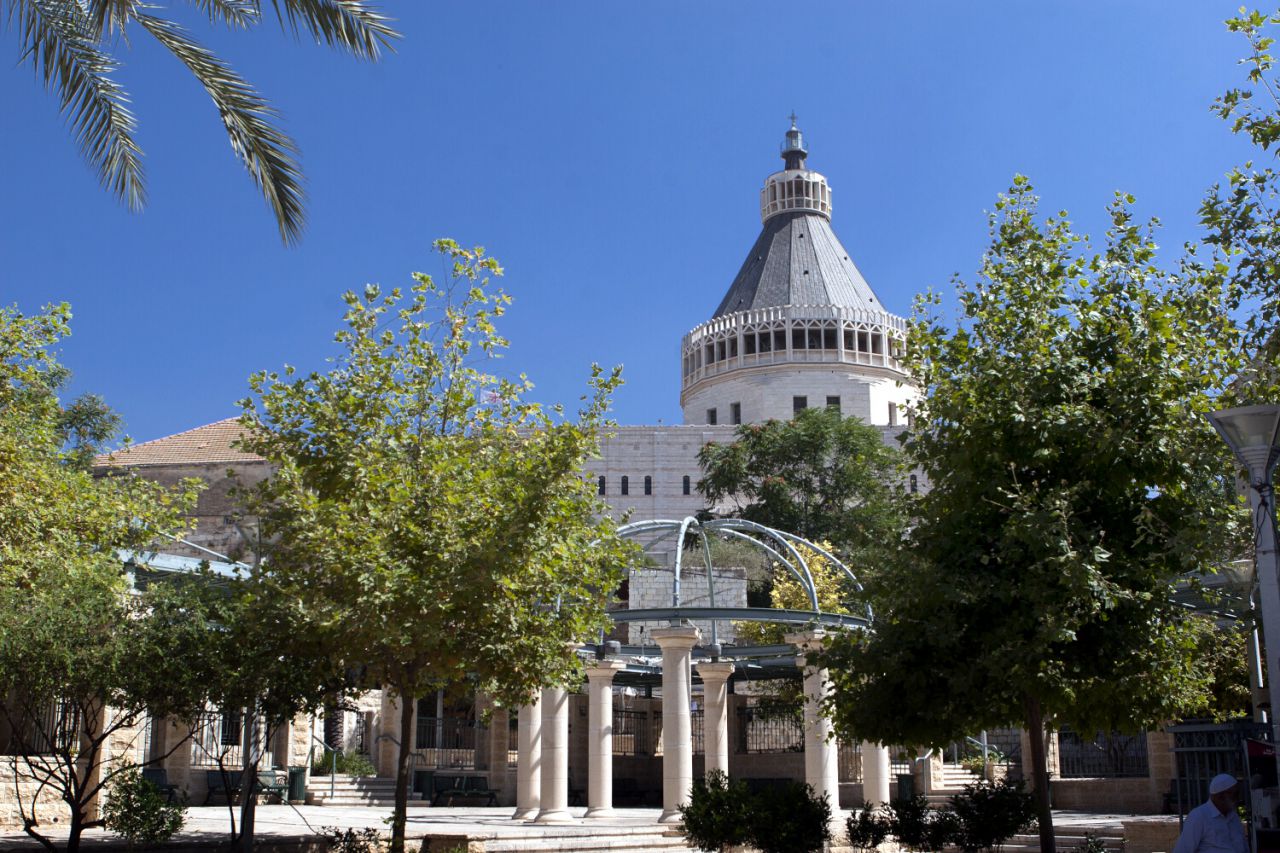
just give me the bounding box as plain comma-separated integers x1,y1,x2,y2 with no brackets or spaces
94,418,264,468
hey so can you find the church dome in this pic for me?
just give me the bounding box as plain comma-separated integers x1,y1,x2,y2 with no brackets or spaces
680,119,913,428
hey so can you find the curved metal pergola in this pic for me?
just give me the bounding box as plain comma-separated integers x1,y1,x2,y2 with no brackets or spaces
609,517,871,655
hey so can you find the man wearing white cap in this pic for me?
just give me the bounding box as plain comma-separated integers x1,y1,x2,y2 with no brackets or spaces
1173,773,1249,853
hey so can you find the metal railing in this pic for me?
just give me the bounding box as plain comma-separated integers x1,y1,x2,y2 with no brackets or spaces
413,717,479,769
735,705,803,754
1058,727,1149,778
613,709,659,757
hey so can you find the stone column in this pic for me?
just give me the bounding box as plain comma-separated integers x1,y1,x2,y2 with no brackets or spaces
513,695,542,820
653,624,701,824
861,742,891,805
534,686,572,823
787,632,839,812
695,662,735,778
585,661,625,818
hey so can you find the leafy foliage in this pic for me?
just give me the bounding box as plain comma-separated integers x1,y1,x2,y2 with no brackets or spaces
102,768,186,849
845,804,891,852
1200,8,1280,399
678,771,753,853
240,241,635,853
820,179,1247,852
697,406,906,569
949,779,1036,852
4,0,398,244
323,826,384,853
678,772,830,853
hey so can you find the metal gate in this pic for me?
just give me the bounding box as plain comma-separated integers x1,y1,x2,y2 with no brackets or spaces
1169,720,1269,819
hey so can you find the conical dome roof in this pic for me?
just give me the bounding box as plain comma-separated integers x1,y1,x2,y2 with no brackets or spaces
711,211,883,318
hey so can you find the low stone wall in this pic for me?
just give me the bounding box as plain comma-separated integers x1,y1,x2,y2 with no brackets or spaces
1123,817,1181,853
0,757,72,829
1053,776,1162,814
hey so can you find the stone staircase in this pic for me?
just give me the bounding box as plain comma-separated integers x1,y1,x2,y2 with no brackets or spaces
307,773,399,806
923,763,983,806
1002,830,1126,851
482,826,696,852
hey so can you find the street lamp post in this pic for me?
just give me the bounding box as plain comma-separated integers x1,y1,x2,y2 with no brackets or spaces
1208,405,1280,746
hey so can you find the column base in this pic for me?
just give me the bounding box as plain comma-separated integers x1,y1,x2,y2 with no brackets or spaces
533,808,575,823
584,806,615,819
657,808,684,824
512,807,540,821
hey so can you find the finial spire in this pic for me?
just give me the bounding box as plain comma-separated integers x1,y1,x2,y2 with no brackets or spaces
789,111,798,128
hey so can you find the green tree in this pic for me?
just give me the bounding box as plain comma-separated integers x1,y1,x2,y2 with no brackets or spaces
820,180,1247,853
5,0,398,244
1200,8,1280,398
0,304,224,853
239,240,636,853
697,406,906,569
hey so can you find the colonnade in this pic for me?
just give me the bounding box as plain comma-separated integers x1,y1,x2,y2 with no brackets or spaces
510,627,890,822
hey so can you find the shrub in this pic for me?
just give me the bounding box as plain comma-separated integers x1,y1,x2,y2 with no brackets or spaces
678,771,753,853
312,748,377,777
949,778,1037,852
1070,832,1118,853
748,781,831,853
846,804,891,852
102,768,186,849
889,794,933,851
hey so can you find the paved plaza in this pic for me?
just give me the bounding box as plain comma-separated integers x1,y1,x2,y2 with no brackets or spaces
0,804,1140,851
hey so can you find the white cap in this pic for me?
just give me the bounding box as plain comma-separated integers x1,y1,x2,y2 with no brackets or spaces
1209,774,1238,795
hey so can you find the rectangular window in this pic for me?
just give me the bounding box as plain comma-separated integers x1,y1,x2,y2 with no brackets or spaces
792,328,806,350
729,337,738,358
598,476,606,496
910,474,919,494
644,476,652,496
826,396,840,413
823,327,837,349
706,408,717,425
220,710,243,747
844,329,854,350
621,476,629,496
730,402,742,425
744,334,756,355
682,475,691,496
793,396,807,415
888,402,898,425
773,330,787,352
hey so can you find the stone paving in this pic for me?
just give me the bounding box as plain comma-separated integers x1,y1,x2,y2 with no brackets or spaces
0,804,1140,850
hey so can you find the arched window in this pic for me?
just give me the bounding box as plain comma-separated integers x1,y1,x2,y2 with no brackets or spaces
910,474,918,494
621,476,629,496
644,476,652,496
598,476,606,496
682,475,691,496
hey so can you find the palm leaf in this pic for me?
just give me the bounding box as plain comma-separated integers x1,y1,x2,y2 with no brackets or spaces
186,0,260,29
136,11,305,245
11,0,145,211
268,0,397,60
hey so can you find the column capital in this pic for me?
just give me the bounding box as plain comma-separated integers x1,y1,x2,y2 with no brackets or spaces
695,661,736,683
584,660,626,681
651,624,702,650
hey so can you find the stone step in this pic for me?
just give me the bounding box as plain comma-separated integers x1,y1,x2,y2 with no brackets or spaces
484,829,695,852
1002,832,1125,851
307,775,400,806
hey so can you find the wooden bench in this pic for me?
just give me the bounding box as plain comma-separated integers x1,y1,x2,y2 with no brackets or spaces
430,774,498,806
140,768,179,803
203,770,241,805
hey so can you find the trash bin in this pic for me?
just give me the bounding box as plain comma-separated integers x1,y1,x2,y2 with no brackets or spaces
287,767,307,804
896,772,915,801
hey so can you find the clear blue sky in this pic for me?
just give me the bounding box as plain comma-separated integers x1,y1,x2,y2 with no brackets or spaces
0,1,1262,443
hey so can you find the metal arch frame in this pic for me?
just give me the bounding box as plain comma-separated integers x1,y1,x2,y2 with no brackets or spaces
613,516,872,641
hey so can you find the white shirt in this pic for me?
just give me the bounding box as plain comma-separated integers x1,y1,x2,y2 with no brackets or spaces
1173,799,1249,853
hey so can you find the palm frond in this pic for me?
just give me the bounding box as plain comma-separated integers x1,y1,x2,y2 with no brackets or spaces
15,0,145,211
186,0,260,29
268,0,397,60
136,11,305,244
83,0,137,38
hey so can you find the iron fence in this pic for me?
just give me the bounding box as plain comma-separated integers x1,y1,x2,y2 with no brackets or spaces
613,709,658,756
1058,726,1149,778
190,709,267,769
413,717,478,769
692,710,704,755
735,704,803,754
1169,720,1269,817
838,741,863,783
0,698,80,755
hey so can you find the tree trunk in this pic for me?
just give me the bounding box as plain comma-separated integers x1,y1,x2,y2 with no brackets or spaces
390,693,415,853
1024,695,1054,853
239,705,259,853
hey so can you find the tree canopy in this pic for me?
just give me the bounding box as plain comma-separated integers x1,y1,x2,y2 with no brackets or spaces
819,180,1248,853
239,240,636,853
697,406,907,569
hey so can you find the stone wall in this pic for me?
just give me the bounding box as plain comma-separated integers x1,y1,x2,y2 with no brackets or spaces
0,757,72,829
1053,776,1163,814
